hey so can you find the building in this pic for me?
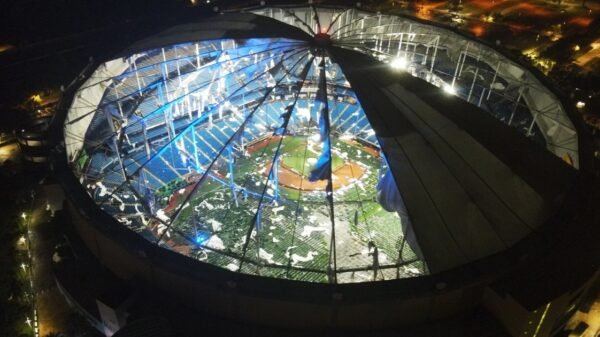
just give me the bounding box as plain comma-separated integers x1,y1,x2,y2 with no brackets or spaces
50,5,599,336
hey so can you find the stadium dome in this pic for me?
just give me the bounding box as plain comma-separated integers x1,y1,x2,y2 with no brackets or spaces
62,6,579,285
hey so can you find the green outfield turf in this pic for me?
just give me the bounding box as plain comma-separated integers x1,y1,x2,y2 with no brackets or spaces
153,133,426,282
280,137,345,175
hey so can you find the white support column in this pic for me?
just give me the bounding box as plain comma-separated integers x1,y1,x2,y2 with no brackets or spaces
429,36,439,74
452,43,469,88
397,33,403,57
306,9,310,33
158,82,176,141
175,46,182,87
487,61,501,100
347,10,352,39
478,88,486,107
163,108,172,141
360,18,364,41
191,127,201,171
412,36,418,62
467,66,479,102
195,43,201,69
199,94,204,119
335,12,341,39
161,48,169,82
183,86,189,120
377,14,382,53
143,121,151,160
228,145,239,207
387,17,395,54
467,49,482,102
117,101,124,119
526,112,539,137
115,87,125,119
458,42,470,77
132,57,143,97
104,108,128,182
407,24,413,60
508,87,524,126
272,154,279,201
451,51,463,87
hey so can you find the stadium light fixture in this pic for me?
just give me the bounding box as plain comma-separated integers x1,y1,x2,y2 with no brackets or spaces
443,84,456,95
390,57,408,70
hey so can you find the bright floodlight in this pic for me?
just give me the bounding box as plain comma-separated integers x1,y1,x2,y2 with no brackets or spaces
390,57,408,70
576,101,586,109
443,84,456,95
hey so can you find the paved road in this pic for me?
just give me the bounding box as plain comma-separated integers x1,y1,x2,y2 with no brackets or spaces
27,183,71,336
576,38,600,68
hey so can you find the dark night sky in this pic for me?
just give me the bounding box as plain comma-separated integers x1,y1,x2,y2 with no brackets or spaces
0,0,190,43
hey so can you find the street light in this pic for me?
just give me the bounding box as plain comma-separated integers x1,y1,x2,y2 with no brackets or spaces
21,212,27,220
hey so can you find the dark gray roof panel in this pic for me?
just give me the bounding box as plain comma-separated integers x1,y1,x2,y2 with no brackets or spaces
330,46,576,273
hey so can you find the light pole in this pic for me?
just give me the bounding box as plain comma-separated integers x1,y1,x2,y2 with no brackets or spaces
22,189,39,337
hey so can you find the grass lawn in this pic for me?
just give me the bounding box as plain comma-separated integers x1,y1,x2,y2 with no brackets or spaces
154,133,426,281
280,137,345,175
